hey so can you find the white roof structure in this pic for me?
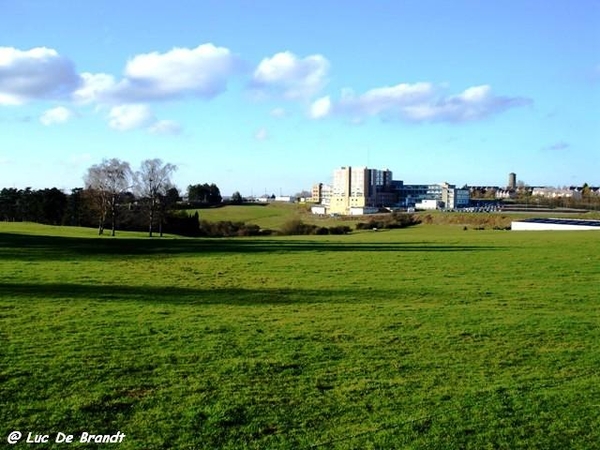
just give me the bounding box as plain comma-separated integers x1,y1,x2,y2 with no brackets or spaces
511,218,600,230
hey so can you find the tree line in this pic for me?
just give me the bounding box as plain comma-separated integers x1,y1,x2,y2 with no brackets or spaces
0,158,226,237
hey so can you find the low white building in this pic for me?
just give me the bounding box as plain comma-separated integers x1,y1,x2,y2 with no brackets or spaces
274,196,295,202
512,218,600,230
531,187,582,199
311,205,328,215
348,207,379,216
415,199,442,210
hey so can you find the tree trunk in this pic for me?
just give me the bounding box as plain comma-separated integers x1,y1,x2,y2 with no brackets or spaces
111,196,116,237
149,207,154,237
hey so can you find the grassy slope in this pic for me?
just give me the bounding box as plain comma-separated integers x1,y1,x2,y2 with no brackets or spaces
189,203,362,230
190,203,600,232
1,223,599,449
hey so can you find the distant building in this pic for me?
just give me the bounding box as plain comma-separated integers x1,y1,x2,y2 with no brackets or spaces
415,199,442,210
329,166,393,215
508,172,517,190
311,165,470,215
311,183,323,203
274,196,295,202
531,187,582,199
441,182,470,209
512,218,600,231
310,205,328,215
399,183,469,209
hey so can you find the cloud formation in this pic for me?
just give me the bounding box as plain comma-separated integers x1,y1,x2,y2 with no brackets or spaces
72,44,239,131
0,47,80,105
106,104,182,134
115,44,240,102
251,51,329,100
2,46,532,130
108,104,154,131
73,72,117,104
74,44,240,105
309,95,332,119
311,83,532,123
40,106,74,125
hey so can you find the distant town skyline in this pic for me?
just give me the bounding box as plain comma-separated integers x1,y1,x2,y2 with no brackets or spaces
1,1,599,195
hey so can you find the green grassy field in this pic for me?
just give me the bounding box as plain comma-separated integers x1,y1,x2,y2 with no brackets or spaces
190,203,363,230
1,222,599,449
190,202,600,232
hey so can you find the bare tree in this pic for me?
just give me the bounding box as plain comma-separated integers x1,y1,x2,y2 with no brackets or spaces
84,158,133,236
135,159,177,237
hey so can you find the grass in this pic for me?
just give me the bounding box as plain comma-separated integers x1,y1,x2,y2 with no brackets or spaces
190,202,600,233
1,222,600,449
189,203,364,230
190,203,309,230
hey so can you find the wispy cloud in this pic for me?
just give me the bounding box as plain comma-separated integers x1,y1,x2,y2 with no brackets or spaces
310,83,532,123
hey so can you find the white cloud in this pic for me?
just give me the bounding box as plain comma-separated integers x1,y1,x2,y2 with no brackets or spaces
254,127,268,141
113,43,239,101
341,83,434,116
325,83,531,123
40,106,74,125
73,72,117,104
148,120,182,135
108,104,154,131
0,47,80,105
309,95,332,119
251,51,329,100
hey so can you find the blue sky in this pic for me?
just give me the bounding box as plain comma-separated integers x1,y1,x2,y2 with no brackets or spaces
1,0,598,195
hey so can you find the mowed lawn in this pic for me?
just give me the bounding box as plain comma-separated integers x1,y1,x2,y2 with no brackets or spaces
1,223,599,449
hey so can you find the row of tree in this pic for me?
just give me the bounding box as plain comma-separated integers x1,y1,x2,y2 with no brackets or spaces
0,187,72,225
83,158,178,237
0,158,226,237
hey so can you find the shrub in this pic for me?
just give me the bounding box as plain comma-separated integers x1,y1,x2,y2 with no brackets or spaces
198,220,263,237
328,226,352,235
279,220,352,236
356,212,421,230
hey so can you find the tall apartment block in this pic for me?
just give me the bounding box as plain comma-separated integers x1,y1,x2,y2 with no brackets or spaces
329,166,393,215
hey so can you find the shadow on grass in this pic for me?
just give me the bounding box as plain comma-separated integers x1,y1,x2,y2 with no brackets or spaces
0,232,501,261
0,282,399,306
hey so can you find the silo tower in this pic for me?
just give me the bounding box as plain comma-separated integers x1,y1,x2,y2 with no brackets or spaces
508,172,517,189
